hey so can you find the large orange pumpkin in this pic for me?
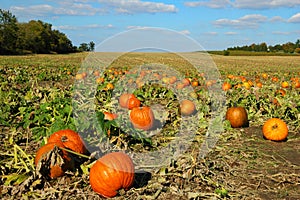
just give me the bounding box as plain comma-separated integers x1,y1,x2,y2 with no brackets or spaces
35,142,74,178
48,129,87,155
262,118,288,141
225,106,249,128
180,100,196,116
129,106,154,130
89,152,135,198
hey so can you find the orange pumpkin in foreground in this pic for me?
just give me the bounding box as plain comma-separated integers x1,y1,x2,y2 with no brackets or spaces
262,118,288,141
225,106,249,128
48,129,87,155
89,152,135,198
35,142,74,178
129,106,154,130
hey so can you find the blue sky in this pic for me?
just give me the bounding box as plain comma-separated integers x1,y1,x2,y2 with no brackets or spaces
1,0,300,50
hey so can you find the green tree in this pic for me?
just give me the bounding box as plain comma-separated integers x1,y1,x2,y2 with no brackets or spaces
282,42,295,53
78,43,89,51
0,9,19,54
89,41,95,51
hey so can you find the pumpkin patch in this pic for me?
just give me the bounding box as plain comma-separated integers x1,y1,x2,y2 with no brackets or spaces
1,53,299,199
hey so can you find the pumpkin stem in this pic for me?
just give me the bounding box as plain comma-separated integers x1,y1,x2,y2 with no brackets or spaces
61,135,68,142
272,124,278,130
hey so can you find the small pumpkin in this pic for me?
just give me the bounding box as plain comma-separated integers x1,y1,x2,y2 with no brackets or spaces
129,106,154,130
48,129,87,155
180,100,196,116
119,93,141,109
281,81,289,88
262,118,288,141
222,82,231,91
35,142,74,178
225,106,249,128
104,112,118,120
89,152,135,198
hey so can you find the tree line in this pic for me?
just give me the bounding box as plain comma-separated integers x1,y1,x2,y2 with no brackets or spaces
0,9,94,55
227,40,300,54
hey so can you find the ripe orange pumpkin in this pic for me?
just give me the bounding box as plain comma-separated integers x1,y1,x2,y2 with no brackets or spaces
256,82,263,88
182,78,191,86
119,93,140,109
281,81,289,88
225,106,249,128
191,81,199,87
127,96,141,110
276,89,286,96
89,152,135,198
180,100,196,116
35,142,74,179
222,82,231,91
129,106,154,130
262,118,288,141
106,83,114,90
104,112,118,120
48,129,87,155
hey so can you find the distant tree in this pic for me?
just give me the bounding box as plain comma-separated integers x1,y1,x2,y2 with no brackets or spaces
282,42,295,53
51,29,74,53
89,41,95,51
0,9,19,54
295,39,300,48
78,43,89,51
259,42,268,52
78,41,95,52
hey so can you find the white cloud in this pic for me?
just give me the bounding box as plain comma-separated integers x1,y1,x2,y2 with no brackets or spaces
126,25,152,29
184,0,300,9
10,0,177,18
269,16,285,22
179,30,191,35
233,0,300,9
213,14,268,29
225,31,238,35
11,3,106,17
205,31,218,35
54,24,114,30
97,0,178,14
288,13,300,23
184,0,231,8
272,31,291,35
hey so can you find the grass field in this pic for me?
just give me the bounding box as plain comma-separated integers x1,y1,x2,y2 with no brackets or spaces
0,52,299,199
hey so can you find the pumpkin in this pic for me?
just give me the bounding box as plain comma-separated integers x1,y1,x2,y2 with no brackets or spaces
256,82,263,88
191,81,199,87
119,93,141,109
48,129,87,155
104,112,118,121
127,96,141,110
180,100,196,116
222,82,231,91
35,142,74,178
225,106,249,128
89,152,135,198
281,81,289,88
106,83,114,90
262,118,288,141
129,106,154,130
182,78,191,86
